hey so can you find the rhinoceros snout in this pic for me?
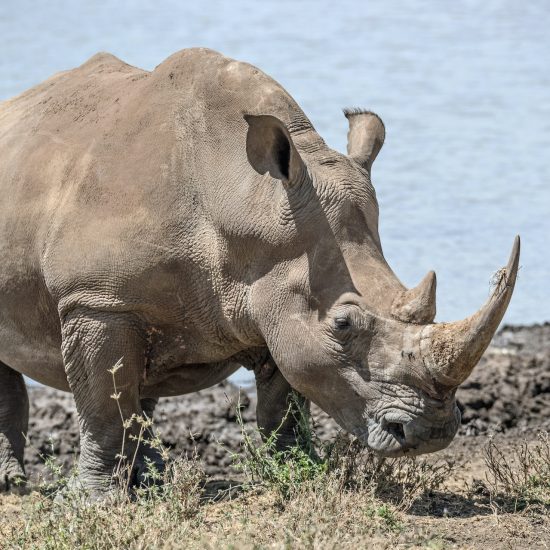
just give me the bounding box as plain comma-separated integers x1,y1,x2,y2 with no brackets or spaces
366,405,461,457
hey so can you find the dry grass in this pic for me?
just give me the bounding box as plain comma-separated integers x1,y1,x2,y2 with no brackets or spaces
0,459,439,549
1,435,549,549
484,431,550,511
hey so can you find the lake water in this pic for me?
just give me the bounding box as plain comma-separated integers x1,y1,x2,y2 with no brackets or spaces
1,1,548,386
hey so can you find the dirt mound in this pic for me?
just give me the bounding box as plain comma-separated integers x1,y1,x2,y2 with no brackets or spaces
23,323,550,481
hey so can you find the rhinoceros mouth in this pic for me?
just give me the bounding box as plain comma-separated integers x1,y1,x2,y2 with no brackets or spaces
357,405,461,457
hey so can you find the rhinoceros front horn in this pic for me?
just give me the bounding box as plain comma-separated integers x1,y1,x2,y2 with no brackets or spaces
420,236,520,387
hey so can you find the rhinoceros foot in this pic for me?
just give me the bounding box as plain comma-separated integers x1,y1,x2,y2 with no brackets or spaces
0,460,27,493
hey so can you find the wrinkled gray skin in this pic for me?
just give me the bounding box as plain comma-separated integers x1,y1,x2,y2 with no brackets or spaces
0,48,519,495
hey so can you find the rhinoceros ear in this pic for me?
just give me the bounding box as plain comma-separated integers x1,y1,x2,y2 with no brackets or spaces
344,109,385,173
244,114,306,184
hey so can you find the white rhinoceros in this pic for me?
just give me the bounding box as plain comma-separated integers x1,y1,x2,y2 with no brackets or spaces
0,48,519,494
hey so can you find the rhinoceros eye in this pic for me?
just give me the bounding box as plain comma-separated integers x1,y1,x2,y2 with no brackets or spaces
333,316,351,330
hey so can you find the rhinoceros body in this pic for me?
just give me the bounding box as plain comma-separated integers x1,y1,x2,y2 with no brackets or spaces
0,49,518,493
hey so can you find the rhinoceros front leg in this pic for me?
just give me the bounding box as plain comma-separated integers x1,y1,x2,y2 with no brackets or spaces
0,361,29,491
61,308,162,495
254,357,313,453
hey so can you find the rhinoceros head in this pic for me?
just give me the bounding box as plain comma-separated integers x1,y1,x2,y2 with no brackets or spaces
244,110,519,456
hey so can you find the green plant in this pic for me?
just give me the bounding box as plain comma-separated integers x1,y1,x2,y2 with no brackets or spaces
231,393,328,500
366,503,402,532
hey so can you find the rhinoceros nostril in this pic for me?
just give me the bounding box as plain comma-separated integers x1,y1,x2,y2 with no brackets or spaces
385,422,405,440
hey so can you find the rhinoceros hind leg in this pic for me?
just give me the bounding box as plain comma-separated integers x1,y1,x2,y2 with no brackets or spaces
0,362,29,491
254,357,314,454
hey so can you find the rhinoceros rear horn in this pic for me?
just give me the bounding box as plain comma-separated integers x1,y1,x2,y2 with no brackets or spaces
391,271,437,324
244,114,306,184
343,109,385,173
421,236,520,387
